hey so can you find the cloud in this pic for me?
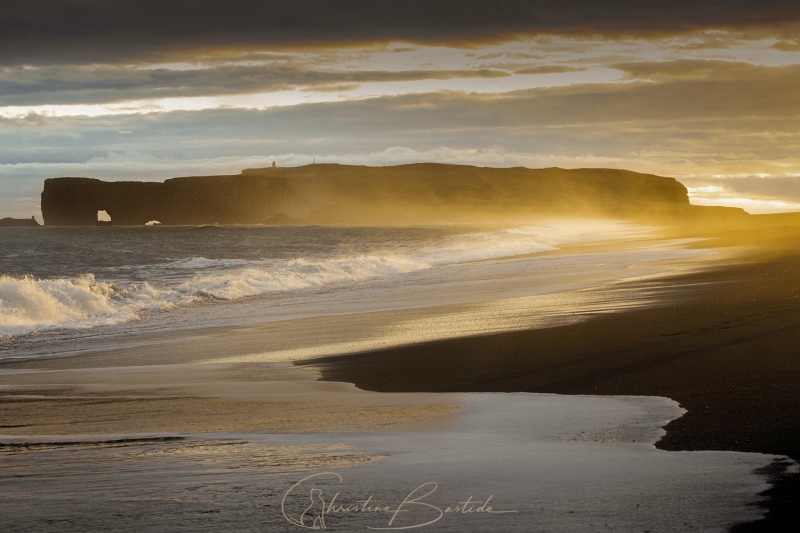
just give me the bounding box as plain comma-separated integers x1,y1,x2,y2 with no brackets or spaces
772,39,800,51
2,2,800,65
683,176,800,203
1,59,799,149
0,63,798,166
516,61,800,122
513,65,585,75
7,58,800,122
611,58,780,80
0,111,49,127
0,64,510,106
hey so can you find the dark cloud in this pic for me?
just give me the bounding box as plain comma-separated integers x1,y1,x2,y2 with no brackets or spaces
302,83,361,93
513,66,585,75
772,39,800,51
0,65,509,105
612,58,774,80
3,60,800,162
521,61,800,122
2,1,800,65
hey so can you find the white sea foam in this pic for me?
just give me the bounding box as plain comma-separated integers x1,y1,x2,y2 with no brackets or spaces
0,274,181,334
175,255,427,300
0,222,648,335
0,256,427,335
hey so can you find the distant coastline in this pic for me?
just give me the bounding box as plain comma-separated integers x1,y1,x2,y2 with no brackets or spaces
39,163,748,227
0,216,40,227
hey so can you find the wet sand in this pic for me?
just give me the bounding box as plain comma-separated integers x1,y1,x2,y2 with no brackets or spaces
0,363,462,436
0,381,778,532
305,217,800,531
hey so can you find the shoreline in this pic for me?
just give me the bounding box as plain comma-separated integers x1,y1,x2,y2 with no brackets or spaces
301,238,800,531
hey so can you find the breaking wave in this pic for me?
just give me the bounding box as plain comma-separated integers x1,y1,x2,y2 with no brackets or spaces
0,256,425,335
0,222,637,335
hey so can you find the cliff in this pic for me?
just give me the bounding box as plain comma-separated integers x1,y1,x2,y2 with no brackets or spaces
40,163,746,226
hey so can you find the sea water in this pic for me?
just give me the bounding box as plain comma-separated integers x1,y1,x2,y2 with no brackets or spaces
1,221,708,359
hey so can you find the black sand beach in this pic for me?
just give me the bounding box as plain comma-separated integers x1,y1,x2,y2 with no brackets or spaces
303,219,800,531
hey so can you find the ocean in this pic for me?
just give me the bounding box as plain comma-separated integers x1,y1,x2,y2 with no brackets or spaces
0,221,705,357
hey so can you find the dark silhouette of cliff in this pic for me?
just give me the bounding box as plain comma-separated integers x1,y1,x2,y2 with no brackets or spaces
40,163,748,226
0,216,40,227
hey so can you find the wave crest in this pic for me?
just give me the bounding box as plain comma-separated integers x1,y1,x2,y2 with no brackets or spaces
0,274,127,333
0,222,638,335
0,255,427,335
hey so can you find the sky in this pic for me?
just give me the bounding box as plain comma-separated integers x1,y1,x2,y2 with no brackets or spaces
2,1,800,218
